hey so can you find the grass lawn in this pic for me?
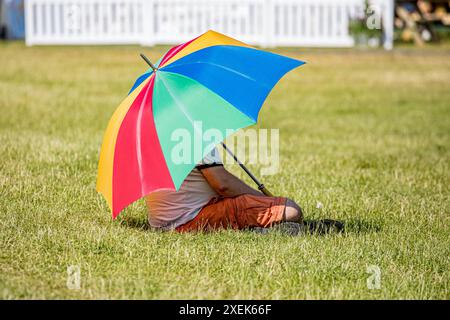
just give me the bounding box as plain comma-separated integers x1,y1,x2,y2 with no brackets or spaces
0,42,449,299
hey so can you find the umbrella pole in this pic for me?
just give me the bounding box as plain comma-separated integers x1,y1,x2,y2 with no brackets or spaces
221,142,274,197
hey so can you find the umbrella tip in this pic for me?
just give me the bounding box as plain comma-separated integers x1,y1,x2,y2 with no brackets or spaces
139,53,158,72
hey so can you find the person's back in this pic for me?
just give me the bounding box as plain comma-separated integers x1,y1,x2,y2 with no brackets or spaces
146,148,222,230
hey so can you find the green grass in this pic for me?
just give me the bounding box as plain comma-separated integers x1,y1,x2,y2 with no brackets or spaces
0,42,449,299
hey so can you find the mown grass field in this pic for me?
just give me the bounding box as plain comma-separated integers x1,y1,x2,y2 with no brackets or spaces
0,42,449,299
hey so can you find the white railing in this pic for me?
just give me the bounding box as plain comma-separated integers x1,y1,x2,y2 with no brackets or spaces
24,0,394,49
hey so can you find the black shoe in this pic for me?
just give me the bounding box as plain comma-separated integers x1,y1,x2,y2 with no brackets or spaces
304,219,345,234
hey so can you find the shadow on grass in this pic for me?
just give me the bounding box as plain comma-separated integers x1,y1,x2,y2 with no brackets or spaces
249,219,382,236
339,218,383,234
119,216,151,231
120,216,382,236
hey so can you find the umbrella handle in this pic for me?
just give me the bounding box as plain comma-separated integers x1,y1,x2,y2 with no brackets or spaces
258,184,274,197
220,142,274,197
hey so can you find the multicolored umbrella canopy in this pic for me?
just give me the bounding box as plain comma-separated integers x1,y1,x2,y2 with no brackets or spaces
97,30,305,218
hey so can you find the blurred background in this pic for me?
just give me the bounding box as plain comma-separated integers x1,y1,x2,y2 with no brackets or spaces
1,0,449,49
1,0,449,299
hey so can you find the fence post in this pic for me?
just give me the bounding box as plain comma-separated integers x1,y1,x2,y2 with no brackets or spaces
261,0,274,47
24,0,33,46
141,0,155,46
382,0,394,50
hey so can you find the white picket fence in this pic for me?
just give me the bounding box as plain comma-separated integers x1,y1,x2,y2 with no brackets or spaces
24,0,394,49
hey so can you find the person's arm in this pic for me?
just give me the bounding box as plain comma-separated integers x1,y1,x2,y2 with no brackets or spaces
199,165,263,197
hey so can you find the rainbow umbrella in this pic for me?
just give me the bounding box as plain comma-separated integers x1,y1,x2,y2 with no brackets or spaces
97,30,305,218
